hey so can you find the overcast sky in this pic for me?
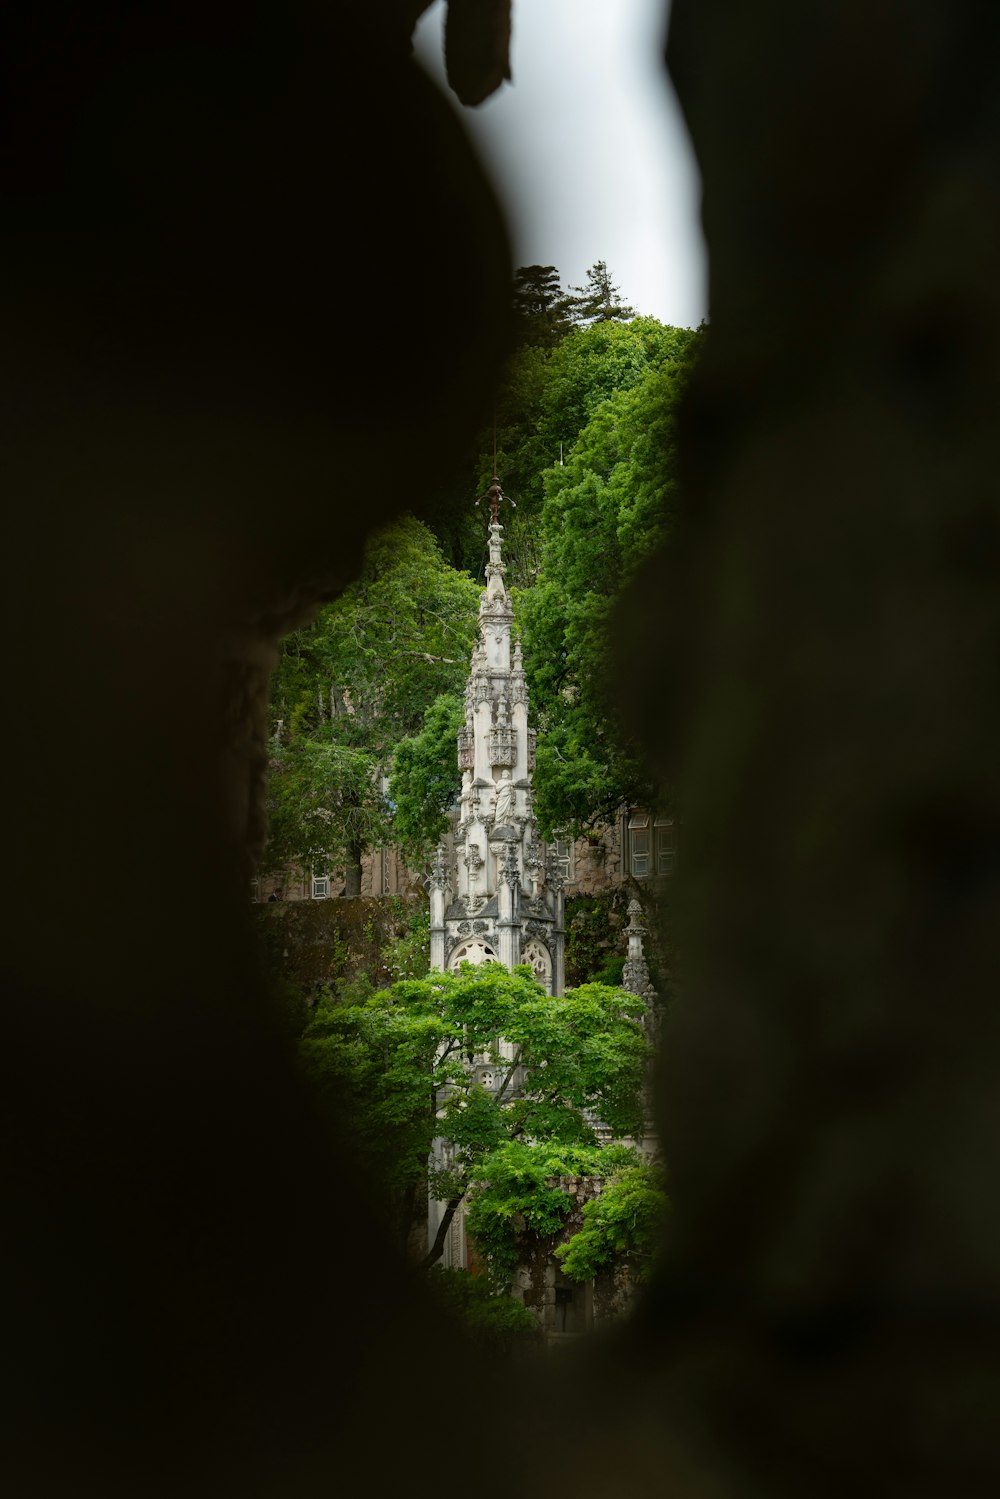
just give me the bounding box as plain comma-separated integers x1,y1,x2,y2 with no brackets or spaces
413,0,707,329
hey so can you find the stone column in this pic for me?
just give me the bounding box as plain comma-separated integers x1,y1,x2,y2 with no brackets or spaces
622,899,655,997
510,638,530,781
496,840,520,969
548,866,566,998
429,843,449,972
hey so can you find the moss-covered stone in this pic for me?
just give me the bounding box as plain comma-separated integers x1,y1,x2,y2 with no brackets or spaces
564,884,673,998
252,895,424,998
252,887,672,1004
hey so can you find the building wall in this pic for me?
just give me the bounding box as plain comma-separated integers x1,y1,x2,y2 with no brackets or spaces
510,1175,639,1344
254,811,675,906
251,894,425,995
252,843,422,904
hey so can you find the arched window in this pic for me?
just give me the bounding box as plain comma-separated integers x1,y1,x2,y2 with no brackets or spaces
449,940,499,969
547,837,574,884
522,938,551,991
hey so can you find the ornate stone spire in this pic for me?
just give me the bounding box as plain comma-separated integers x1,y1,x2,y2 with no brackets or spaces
428,501,564,995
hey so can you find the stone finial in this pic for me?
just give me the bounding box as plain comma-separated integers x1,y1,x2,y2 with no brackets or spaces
472,641,491,705
429,843,449,892
511,638,529,706
500,842,520,888
457,724,474,769
623,899,656,1005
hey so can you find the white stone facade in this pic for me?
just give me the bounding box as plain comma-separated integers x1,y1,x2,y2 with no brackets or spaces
428,520,565,995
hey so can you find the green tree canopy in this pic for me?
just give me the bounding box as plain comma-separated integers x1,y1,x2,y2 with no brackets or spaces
465,1138,642,1285
424,340,555,586
388,690,465,867
537,315,684,453
425,267,649,586
263,303,703,880
519,321,704,834
264,516,479,890
554,1159,668,1286
566,259,635,326
299,965,650,1270
400,313,703,840
425,316,701,582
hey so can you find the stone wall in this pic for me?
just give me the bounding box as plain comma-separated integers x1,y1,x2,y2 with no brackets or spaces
564,820,626,896
21,4,1000,1491
6,7,519,1493
255,844,422,904
512,1176,637,1342
564,885,671,996
252,894,425,996
257,810,665,908
254,867,669,997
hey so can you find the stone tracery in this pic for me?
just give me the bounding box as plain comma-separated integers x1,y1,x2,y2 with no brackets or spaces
429,516,565,994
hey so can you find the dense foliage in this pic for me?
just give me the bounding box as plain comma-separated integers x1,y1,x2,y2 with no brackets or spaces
388,691,466,867
256,262,682,1335
519,319,702,833
262,262,701,879
512,264,573,348
554,1159,667,1285
427,1266,540,1353
299,965,649,1270
264,516,479,890
465,1139,641,1284
423,309,703,837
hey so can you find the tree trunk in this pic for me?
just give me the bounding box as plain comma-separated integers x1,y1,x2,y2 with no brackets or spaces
419,1194,465,1272
344,840,363,897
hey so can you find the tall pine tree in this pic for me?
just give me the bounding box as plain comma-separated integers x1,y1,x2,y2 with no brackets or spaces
511,264,572,347
566,260,635,325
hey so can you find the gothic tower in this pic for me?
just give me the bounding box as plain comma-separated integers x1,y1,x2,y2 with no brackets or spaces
429,517,565,994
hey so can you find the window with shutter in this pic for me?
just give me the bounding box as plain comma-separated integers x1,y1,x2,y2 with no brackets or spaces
628,811,651,877
654,816,675,875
